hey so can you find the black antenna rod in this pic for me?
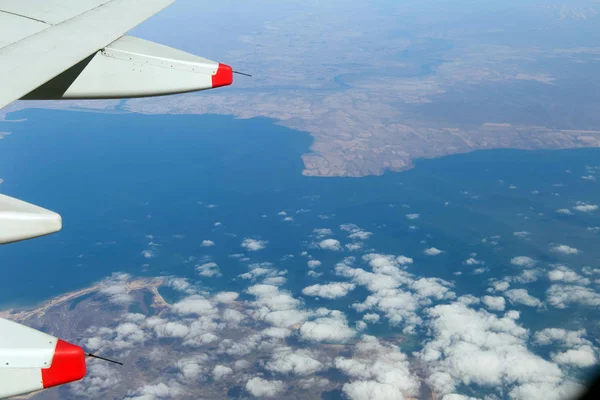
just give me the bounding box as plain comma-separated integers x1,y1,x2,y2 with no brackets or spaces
87,353,124,366
233,71,252,77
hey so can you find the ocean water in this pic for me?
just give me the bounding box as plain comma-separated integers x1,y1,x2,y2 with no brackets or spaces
0,108,598,337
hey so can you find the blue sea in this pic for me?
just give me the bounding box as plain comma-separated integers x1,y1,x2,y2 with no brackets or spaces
0,109,599,339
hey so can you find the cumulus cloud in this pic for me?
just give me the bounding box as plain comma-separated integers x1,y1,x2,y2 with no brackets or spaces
419,302,579,400
510,256,537,268
551,245,580,255
71,362,121,397
302,282,356,299
464,258,483,266
547,266,589,285
534,328,598,368
505,289,543,308
553,347,598,368
212,365,233,380
346,243,364,251
313,228,333,238
247,284,309,328
246,377,285,398
482,296,506,311
424,247,443,256
573,203,598,213
307,260,322,269
99,273,135,305
196,262,221,277
201,240,215,247
556,209,573,215
125,381,184,400
319,239,343,251
336,335,420,400
241,238,268,251
172,295,218,316
300,310,356,342
266,347,326,376
239,263,286,284
406,213,420,220
546,285,600,308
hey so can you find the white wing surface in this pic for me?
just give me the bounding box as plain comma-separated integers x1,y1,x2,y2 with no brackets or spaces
0,0,176,109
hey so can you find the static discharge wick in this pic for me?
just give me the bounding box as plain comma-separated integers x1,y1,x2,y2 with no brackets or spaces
233,71,253,77
87,353,124,366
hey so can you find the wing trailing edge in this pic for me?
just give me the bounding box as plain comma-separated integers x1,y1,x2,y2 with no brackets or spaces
23,35,233,100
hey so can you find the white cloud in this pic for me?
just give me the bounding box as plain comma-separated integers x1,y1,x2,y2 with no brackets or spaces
547,266,589,285
241,238,268,251
265,347,325,376
239,263,286,284
302,282,356,299
489,281,510,292
464,258,483,266
482,296,506,311
125,382,184,400
201,240,215,247
212,365,233,380
505,289,543,308
363,313,381,324
313,228,333,238
551,245,580,255
246,377,285,398
71,362,120,397
196,262,221,277
337,335,420,400
300,310,355,342
345,242,364,251
553,347,598,368
406,214,420,220
247,284,309,328
307,260,322,269
513,269,542,284
99,273,134,305
349,231,372,240
546,284,600,308
510,256,537,268
419,302,575,400
396,256,414,265
573,203,598,213
319,239,343,251
513,231,531,238
141,250,155,259
457,295,480,306
534,328,591,347
172,296,217,316
424,247,443,256
214,292,239,304
556,209,573,215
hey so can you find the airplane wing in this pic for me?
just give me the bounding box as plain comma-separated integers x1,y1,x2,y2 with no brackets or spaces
0,1,236,398
0,0,234,245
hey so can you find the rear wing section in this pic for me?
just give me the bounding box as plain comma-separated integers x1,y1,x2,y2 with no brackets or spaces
0,194,62,245
0,318,86,399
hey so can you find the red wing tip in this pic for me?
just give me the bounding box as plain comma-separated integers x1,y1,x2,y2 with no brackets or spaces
212,63,233,88
42,340,86,389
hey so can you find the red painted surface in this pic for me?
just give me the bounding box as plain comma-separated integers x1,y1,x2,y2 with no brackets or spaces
212,63,233,88
41,340,86,389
